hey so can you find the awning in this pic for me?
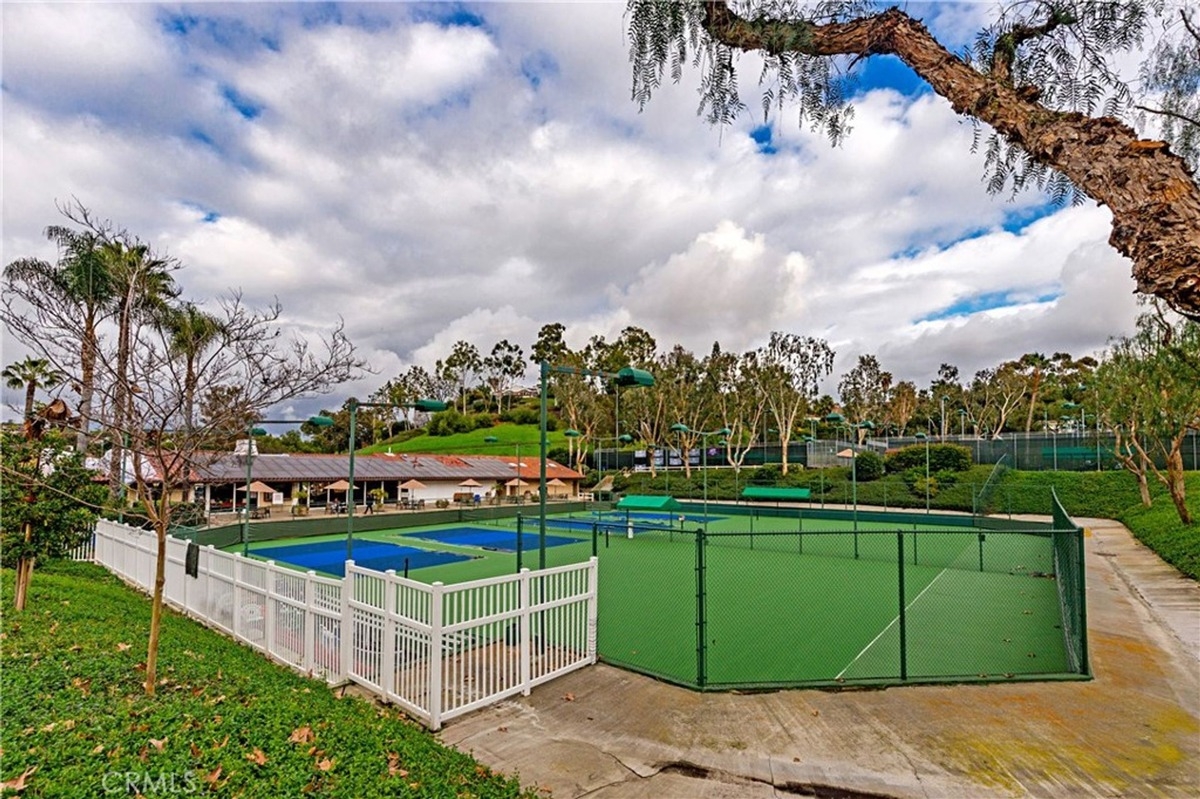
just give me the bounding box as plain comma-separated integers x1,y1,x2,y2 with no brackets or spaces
236,481,277,494
615,495,683,512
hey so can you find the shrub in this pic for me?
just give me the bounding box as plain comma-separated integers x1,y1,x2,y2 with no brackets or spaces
886,443,972,473
500,406,541,425
854,450,884,481
469,413,496,431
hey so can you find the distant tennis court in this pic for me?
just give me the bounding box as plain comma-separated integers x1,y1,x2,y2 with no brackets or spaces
404,526,580,552
255,539,470,578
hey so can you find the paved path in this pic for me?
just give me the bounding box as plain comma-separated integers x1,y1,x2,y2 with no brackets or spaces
439,518,1199,798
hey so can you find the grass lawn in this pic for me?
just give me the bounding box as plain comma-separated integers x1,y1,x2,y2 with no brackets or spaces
358,423,571,457
0,560,538,798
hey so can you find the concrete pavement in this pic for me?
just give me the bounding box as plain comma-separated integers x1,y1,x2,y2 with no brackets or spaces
439,518,1199,798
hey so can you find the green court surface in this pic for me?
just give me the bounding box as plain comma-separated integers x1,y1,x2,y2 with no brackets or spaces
238,507,1083,689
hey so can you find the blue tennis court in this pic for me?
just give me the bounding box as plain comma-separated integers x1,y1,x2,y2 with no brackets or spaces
255,539,470,578
405,526,582,552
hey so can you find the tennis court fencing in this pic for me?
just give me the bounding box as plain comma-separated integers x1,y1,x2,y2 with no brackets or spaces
85,519,597,730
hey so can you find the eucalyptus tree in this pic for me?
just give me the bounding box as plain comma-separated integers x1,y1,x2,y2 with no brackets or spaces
482,339,526,411
2,202,118,452
2,357,66,423
746,331,835,475
887,380,918,436
1136,7,1199,169
627,0,1200,319
1015,352,1053,432
838,354,892,440
437,340,482,413
709,345,769,472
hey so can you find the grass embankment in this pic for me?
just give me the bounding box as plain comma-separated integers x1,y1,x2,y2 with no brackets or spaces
0,560,537,798
360,423,569,457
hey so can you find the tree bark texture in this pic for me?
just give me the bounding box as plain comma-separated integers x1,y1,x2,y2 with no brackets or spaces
702,4,1200,319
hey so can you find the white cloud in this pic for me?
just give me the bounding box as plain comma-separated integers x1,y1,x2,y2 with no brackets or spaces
0,2,1152,420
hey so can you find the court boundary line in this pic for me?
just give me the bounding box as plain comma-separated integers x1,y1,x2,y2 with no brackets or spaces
835,566,950,679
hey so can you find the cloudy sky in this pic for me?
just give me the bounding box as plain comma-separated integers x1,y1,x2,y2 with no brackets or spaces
2,1,1146,419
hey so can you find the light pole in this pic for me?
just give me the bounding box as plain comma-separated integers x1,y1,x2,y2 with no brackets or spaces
837,446,858,531
242,415,333,554
540,361,654,568
346,397,448,561
940,395,949,440
915,432,930,513
671,423,731,530
958,408,966,438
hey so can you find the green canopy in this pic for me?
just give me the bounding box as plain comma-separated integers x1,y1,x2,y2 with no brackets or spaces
740,486,812,501
615,495,683,512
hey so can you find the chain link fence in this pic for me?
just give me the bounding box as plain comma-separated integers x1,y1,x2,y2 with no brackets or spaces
594,493,1088,689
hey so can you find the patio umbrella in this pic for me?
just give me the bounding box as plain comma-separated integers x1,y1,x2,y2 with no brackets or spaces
458,479,482,488
504,478,531,487
324,479,351,491
399,479,426,491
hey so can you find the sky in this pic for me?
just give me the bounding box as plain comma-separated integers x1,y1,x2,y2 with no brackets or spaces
1,1,1147,421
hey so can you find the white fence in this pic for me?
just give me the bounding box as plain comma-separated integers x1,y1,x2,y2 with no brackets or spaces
87,519,597,729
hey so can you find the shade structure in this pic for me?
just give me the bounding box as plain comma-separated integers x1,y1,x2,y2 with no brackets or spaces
458,478,483,487
399,479,426,490
324,479,351,491
236,481,277,494
546,478,567,486
505,478,531,487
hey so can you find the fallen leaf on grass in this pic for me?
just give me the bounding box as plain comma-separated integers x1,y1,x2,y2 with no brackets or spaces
2,765,37,792
49,622,59,634
212,735,229,750
92,745,105,755
246,748,268,765
72,678,91,696
316,758,334,772
39,723,55,733
149,738,168,752
288,726,315,744
386,753,408,778
204,767,223,786
116,642,131,651
189,742,202,758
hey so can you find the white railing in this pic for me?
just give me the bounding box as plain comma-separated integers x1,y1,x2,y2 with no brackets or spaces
83,519,597,730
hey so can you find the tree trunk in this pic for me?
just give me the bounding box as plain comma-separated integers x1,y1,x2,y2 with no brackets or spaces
1136,469,1152,507
702,3,1200,319
1165,447,1192,525
144,528,167,696
76,318,98,454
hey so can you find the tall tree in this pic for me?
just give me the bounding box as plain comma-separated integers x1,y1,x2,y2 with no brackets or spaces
1016,352,1053,432
627,1,1200,319
438,340,482,414
747,332,835,475
1097,302,1199,523
162,302,225,436
3,357,65,423
838,354,892,440
91,293,365,695
3,202,118,452
483,339,526,411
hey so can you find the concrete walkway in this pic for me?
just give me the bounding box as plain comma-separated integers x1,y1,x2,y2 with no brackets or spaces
439,518,1199,798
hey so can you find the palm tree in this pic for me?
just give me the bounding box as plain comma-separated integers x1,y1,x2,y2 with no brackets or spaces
101,239,179,495
2,357,66,422
3,222,117,451
162,302,226,435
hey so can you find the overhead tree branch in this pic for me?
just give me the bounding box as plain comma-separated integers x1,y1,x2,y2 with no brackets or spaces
699,2,1200,320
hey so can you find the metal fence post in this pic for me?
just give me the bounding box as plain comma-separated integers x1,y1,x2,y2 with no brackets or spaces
897,530,907,681
695,527,707,688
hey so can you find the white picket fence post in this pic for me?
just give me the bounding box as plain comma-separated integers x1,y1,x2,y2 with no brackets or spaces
429,581,444,730
587,556,599,664
519,568,532,696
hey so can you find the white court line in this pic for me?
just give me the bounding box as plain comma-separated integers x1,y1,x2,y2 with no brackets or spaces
835,566,951,679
